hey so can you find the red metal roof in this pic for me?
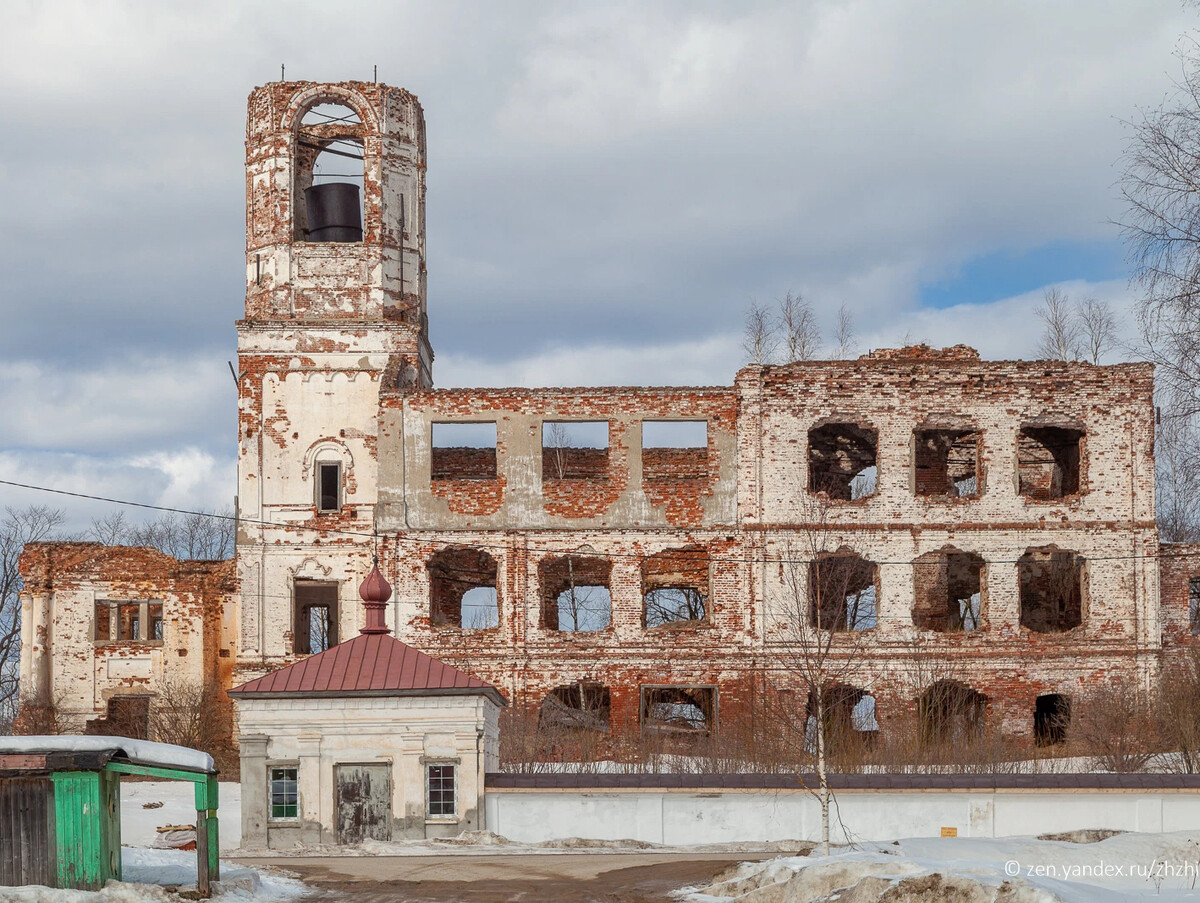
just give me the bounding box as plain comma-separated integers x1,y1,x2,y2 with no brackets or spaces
228,632,503,702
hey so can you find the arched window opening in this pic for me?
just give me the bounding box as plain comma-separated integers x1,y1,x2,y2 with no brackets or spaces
913,549,984,632
295,102,366,242
540,555,612,632
641,686,715,735
809,551,877,631
539,683,611,733
919,680,987,747
804,686,878,755
427,548,499,631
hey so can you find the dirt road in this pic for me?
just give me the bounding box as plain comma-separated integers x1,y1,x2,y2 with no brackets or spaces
237,852,772,902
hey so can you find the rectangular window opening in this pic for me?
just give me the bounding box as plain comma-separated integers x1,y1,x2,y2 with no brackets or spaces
809,423,878,501
642,547,709,628
270,766,299,820
317,461,341,512
642,420,708,482
148,603,164,641
542,421,610,480
94,601,112,641
426,763,457,818
118,603,140,642
294,581,339,653
1189,578,1200,635
431,422,498,481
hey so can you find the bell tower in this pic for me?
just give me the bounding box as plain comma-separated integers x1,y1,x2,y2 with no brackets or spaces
235,81,429,672
242,80,431,376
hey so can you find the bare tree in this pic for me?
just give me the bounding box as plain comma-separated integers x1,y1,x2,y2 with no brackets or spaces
1120,40,1200,416
1,506,67,731
150,677,231,754
1159,647,1200,773
777,291,822,362
1156,397,1200,542
767,496,875,855
1077,297,1119,364
89,508,235,560
833,304,856,359
1035,287,1081,361
1074,681,1155,773
743,300,779,364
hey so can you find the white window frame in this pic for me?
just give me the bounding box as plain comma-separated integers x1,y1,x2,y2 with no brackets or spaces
268,764,300,822
425,761,457,819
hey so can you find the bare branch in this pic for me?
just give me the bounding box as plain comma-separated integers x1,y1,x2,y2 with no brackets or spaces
1077,297,1119,365
777,291,822,363
1035,287,1081,361
833,304,856,359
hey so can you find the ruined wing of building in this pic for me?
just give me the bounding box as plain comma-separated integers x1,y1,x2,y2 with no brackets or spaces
17,80,1199,764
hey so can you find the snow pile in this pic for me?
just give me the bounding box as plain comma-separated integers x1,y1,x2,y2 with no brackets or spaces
0,736,214,774
1,850,307,903
686,831,1200,903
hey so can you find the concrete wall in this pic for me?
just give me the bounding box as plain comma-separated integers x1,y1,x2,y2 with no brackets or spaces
485,788,1200,846
236,693,500,849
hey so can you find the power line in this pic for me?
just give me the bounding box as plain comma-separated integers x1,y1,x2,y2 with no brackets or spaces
1,477,1197,569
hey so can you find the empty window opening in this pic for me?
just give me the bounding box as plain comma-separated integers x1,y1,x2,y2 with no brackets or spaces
1018,547,1083,633
1190,578,1200,635
809,551,878,631
540,555,612,631
914,429,980,497
539,682,612,733
86,695,151,740
293,581,339,654
919,680,987,747
295,103,365,242
431,422,497,480
317,461,342,512
912,550,984,632
543,421,610,480
95,601,162,643
641,686,716,735
804,686,879,755
642,420,708,482
94,601,112,641
1018,426,1083,499
118,603,140,641
428,548,499,630
642,546,709,628
1034,693,1071,746
808,423,878,500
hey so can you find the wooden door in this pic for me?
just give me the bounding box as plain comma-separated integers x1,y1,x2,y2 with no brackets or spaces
335,764,391,844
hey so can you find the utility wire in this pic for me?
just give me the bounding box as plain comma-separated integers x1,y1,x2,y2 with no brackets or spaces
1,477,1197,569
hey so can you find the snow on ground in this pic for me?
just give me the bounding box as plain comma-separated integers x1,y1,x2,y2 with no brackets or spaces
0,850,307,903
120,781,241,851
684,830,1200,902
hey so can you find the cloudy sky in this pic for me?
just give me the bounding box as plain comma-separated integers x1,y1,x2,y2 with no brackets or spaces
0,0,1193,527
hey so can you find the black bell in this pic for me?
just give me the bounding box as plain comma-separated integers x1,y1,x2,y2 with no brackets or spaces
304,182,362,242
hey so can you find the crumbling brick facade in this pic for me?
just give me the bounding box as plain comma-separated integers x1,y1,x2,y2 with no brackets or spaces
19,81,1200,751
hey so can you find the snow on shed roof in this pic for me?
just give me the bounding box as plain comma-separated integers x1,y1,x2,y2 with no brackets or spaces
0,736,215,774
228,632,506,704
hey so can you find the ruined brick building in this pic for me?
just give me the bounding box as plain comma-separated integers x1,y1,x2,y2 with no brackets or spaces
17,80,1200,749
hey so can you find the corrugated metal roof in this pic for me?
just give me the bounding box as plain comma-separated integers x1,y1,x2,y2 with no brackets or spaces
228,633,504,703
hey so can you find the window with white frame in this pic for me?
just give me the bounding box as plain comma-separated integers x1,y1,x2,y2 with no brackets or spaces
425,763,456,818
269,766,299,820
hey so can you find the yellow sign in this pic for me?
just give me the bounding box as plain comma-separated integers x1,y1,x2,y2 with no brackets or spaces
940,827,959,837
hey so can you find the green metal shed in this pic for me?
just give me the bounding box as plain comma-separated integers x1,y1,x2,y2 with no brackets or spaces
0,736,220,895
